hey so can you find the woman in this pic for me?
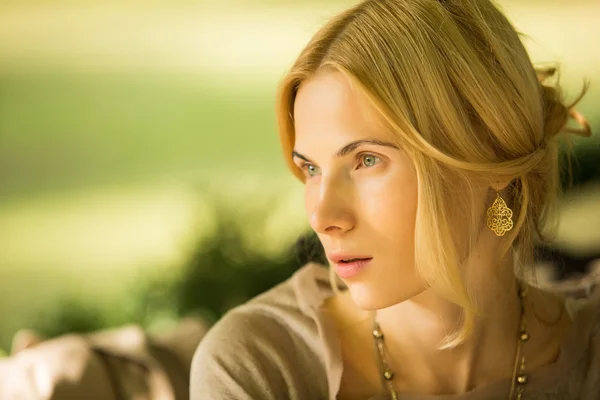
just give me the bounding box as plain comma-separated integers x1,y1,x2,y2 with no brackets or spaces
191,0,596,399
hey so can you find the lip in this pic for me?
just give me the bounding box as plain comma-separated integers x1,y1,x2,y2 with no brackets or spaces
328,254,373,279
328,254,373,264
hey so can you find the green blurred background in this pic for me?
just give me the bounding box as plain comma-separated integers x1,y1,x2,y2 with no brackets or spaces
0,0,599,352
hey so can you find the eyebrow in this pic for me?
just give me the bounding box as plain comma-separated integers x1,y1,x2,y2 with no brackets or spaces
292,139,399,163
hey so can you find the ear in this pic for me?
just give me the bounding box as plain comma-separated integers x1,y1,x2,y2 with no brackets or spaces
490,179,514,192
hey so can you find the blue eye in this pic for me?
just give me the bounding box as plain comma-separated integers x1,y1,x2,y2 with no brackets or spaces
302,163,321,177
299,154,381,178
359,154,381,168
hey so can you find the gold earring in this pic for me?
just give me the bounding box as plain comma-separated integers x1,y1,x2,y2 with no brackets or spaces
486,191,513,236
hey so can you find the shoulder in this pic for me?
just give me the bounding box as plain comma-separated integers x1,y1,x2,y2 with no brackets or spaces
190,262,334,400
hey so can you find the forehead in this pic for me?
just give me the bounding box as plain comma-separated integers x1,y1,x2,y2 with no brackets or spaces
293,71,383,145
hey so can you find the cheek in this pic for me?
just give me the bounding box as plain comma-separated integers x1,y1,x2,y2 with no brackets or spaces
360,172,418,240
303,184,318,218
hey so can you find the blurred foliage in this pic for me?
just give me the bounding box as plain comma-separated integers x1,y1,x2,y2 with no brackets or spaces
29,298,110,339
566,138,600,188
26,194,326,340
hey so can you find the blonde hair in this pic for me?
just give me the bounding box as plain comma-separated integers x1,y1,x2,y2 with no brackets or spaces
275,0,591,348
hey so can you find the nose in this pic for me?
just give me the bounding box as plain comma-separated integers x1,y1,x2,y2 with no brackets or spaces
308,177,355,236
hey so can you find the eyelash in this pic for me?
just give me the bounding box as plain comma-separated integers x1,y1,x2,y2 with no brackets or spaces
299,153,382,177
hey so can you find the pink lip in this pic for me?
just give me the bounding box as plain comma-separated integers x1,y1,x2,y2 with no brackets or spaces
334,258,373,279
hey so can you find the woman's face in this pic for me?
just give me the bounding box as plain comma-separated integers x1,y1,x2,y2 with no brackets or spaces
292,71,426,310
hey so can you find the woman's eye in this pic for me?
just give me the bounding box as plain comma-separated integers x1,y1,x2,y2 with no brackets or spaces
302,163,321,177
298,154,380,178
359,154,382,168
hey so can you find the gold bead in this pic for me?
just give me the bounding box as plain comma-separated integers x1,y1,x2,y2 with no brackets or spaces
518,288,527,298
372,329,383,339
520,332,530,341
517,375,528,385
383,369,394,380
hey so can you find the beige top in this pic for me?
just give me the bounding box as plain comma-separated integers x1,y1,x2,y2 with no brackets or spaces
190,263,600,400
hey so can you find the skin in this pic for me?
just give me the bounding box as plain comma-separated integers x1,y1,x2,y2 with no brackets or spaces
292,70,571,397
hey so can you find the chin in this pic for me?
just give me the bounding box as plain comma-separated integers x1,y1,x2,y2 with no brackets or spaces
344,280,424,311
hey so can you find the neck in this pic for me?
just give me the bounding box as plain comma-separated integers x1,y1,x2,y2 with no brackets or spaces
374,252,523,395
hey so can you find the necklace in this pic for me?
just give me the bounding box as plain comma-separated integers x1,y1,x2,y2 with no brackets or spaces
372,285,529,400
